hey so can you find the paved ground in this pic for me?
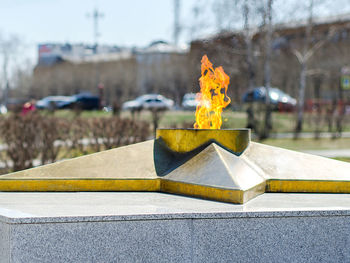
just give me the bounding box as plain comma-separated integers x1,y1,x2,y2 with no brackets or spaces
270,131,350,139
302,149,350,158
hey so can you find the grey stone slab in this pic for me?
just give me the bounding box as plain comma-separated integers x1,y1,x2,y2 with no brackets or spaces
0,221,10,263
192,216,350,263
10,219,192,263
0,193,350,262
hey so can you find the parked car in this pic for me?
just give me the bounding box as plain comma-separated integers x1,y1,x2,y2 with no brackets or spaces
242,87,297,112
36,93,100,111
182,93,198,110
71,93,100,110
36,96,75,110
122,94,174,111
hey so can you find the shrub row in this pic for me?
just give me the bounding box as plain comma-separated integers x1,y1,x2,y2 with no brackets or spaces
0,113,150,172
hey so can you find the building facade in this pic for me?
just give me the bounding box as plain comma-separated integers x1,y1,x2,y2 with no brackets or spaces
33,41,189,105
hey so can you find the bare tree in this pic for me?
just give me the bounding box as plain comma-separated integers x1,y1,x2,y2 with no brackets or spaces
242,0,256,90
0,34,20,105
240,0,261,134
240,0,275,139
291,0,341,137
190,0,274,137
10,59,33,98
292,0,314,137
260,0,274,139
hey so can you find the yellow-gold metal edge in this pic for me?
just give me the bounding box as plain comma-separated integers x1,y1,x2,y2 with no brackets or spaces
2,178,350,203
160,179,266,204
267,180,350,193
0,177,264,204
156,128,250,154
160,179,243,203
0,179,161,192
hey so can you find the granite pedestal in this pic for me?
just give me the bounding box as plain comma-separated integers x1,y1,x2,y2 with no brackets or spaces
1,192,350,262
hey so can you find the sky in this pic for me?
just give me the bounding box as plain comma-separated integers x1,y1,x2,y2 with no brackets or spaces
2,0,350,67
0,0,199,64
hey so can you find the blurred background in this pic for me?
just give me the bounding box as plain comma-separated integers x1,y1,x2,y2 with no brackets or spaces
1,0,350,173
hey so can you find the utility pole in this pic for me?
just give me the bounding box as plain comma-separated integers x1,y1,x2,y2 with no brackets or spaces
173,0,181,46
87,7,104,54
87,6,104,108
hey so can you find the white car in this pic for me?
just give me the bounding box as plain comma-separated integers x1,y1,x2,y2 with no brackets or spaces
36,96,75,109
122,94,174,111
182,93,199,110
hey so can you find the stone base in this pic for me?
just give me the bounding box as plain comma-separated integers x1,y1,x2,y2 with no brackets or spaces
1,192,350,262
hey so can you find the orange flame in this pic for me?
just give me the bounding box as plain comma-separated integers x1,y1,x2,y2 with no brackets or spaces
194,55,231,129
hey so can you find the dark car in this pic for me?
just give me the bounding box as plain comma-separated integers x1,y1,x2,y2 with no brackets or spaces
71,93,100,110
242,87,297,112
36,93,100,111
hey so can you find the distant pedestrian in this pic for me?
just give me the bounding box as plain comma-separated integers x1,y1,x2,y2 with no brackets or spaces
21,100,36,115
